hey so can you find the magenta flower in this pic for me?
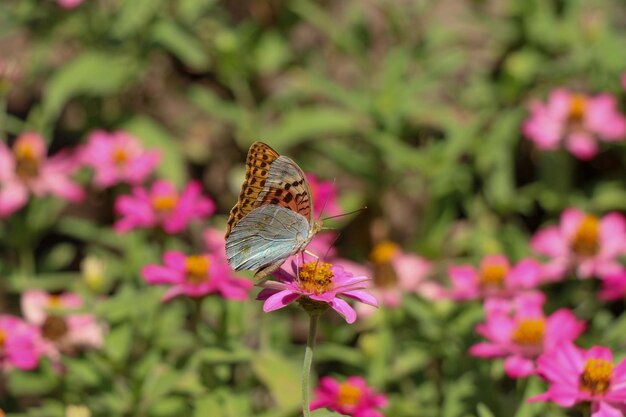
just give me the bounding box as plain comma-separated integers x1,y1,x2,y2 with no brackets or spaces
311,376,388,417
530,342,626,417
0,133,84,217
56,0,85,9
21,290,105,357
81,130,160,188
114,180,215,234
531,209,626,281
0,315,44,371
257,260,378,324
448,255,543,300
141,251,252,302
470,293,585,378
599,270,626,301
307,173,341,218
523,89,626,159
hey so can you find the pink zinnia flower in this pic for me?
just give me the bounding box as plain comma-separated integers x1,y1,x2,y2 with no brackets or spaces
57,0,85,9
530,342,626,417
141,251,252,302
21,290,105,357
114,180,215,234
531,209,626,281
599,269,626,301
311,376,388,417
470,293,585,378
307,173,341,218
0,315,44,371
523,89,626,159
81,130,160,188
257,260,378,323
0,132,84,217
448,255,543,300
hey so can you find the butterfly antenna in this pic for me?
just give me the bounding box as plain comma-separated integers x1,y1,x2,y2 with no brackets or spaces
321,206,368,222
323,231,342,260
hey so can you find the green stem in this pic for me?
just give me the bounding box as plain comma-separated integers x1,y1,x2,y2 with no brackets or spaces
302,314,319,417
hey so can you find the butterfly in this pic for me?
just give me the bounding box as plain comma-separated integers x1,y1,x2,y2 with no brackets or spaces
225,142,323,279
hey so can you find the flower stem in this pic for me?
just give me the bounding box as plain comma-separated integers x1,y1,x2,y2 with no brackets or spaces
302,314,319,417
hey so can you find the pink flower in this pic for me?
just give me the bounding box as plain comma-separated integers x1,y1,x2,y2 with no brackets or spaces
531,209,626,281
257,260,378,324
0,315,44,371
448,255,543,300
0,133,84,217
141,251,252,302
57,0,85,9
307,173,341,218
311,376,388,417
599,270,626,301
81,130,160,188
470,293,585,378
203,227,228,261
523,89,626,159
114,180,215,234
21,290,105,356
530,342,626,417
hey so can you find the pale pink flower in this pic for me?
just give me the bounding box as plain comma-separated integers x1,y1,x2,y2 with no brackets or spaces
114,180,215,234
531,209,626,281
203,227,228,261
530,342,626,417
470,293,585,378
257,259,378,324
523,89,626,159
311,376,388,417
0,133,84,217
81,130,160,188
448,255,543,300
599,270,626,301
141,251,252,302
21,290,104,357
57,0,85,9
0,315,44,371
307,173,341,218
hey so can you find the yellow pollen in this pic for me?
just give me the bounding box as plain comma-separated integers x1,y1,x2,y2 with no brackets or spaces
13,142,39,179
479,263,507,288
568,95,587,124
48,295,63,308
511,319,546,346
580,358,613,395
152,195,178,212
338,383,363,407
0,329,6,347
185,256,209,284
299,261,334,294
571,215,600,257
112,148,129,165
369,241,400,264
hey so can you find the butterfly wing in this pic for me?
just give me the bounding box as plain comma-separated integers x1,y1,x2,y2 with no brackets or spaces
225,204,310,278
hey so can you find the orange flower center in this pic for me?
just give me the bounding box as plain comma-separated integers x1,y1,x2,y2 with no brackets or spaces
0,329,6,348
370,241,400,264
338,382,362,407
479,264,507,288
511,319,545,346
112,147,129,165
370,242,400,288
152,195,178,212
185,256,209,284
48,295,63,309
299,261,334,294
570,215,600,257
580,358,613,395
13,141,40,179
568,95,587,125
42,315,69,342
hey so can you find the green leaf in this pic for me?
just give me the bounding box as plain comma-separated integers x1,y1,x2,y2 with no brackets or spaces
149,397,188,417
41,243,76,271
105,323,133,364
113,0,164,38
43,52,140,120
151,21,210,70
7,362,59,396
477,403,496,417
310,409,349,417
251,352,301,411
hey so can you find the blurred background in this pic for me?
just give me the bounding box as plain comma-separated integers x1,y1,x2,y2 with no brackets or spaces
1,0,626,416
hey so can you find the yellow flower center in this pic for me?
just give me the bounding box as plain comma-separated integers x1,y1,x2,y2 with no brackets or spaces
511,319,546,346
370,241,400,264
13,141,40,179
479,263,507,288
370,241,400,289
0,329,6,348
299,261,334,294
151,195,178,212
571,215,600,257
112,147,129,165
338,382,362,407
48,295,63,309
185,256,209,284
580,358,613,395
42,315,69,342
568,95,587,124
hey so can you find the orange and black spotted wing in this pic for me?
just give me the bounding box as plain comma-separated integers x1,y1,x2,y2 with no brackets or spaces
225,142,279,238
